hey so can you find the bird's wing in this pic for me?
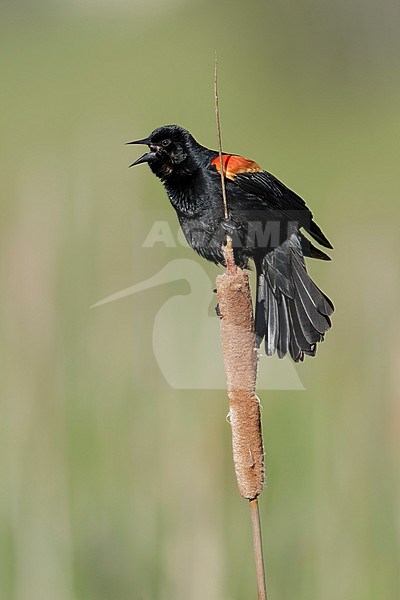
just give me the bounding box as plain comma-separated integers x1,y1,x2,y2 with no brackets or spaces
210,154,333,250
210,154,264,180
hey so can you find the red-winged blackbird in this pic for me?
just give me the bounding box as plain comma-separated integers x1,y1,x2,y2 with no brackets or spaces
128,125,334,362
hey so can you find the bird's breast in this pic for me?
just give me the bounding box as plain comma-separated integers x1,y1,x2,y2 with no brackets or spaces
165,185,199,217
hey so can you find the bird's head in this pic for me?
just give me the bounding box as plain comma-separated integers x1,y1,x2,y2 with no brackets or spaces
127,125,203,178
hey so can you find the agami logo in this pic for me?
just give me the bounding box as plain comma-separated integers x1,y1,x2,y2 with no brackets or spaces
92,258,304,391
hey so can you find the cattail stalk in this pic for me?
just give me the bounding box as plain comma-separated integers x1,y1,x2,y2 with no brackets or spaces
214,56,268,599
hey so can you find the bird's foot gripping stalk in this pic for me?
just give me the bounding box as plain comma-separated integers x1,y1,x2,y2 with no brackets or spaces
221,218,240,237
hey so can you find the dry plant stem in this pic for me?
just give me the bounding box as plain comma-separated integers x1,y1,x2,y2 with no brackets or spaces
250,498,268,600
214,54,229,221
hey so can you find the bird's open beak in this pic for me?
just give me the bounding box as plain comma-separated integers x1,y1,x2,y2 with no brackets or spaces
126,137,156,168
128,152,156,168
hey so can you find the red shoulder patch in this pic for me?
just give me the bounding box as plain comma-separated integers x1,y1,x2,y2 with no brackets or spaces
211,154,263,181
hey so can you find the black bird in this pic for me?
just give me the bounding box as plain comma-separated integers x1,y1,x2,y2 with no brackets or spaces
128,125,334,362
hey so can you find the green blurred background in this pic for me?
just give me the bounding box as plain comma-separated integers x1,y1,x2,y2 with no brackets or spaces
1,1,399,598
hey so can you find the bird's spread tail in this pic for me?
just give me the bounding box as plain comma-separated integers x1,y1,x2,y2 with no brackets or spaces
255,233,334,362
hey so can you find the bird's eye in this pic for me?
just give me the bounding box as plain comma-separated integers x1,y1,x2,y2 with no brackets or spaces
161,139,171,147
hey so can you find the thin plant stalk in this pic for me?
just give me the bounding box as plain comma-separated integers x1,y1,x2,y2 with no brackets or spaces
250,498,267,600
214,55,268,599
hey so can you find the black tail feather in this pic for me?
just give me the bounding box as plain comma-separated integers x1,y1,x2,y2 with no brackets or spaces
255,232,333,362
266,286,279,356
292,260,334,318
288,298,317,358
255,273,267,343
277,296,290,359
